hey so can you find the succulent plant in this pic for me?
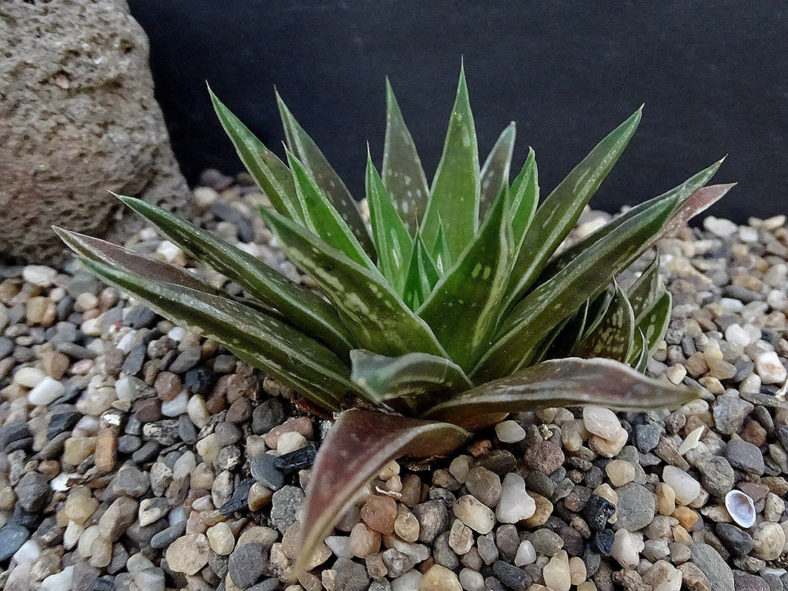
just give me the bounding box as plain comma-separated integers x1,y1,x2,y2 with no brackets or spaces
56,67,733,575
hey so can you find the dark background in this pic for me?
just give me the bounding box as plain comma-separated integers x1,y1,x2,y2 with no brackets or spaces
130,1,787,223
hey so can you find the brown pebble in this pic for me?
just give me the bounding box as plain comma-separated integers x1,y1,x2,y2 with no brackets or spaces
522,493,553,527
360,495,397,534
672,506,699,530
41,350,70,380
225,397,252,423
154,371,182,402
524,440,565,474
263,417,313,448
348,522,380,557
94,428,117,472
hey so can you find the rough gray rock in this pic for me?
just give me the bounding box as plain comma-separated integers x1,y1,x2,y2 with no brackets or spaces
0,0,190,263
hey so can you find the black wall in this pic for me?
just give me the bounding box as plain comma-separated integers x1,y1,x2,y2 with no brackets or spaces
130,1,787,222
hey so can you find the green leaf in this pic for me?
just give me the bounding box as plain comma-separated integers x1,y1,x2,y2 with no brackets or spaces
420,66,480,259
632,328,650,371
349,349,473,404
78,258,351,412
259,207,448,358
402,236,440,310
510,148,539,255
626,252,661,323
503,107,642,311
479,122,516,221
366,153,414,292
431,217,452,274
575,282,635,362
117,196,354,355
382,79,430,235
418,189,514,371
294,409,470,578
276,92,376,258
286,149,374,269
473,185,675,381
638,287,672,357
542,161,723,281
544,299,590,359
426,357,697,430
208,87,302,222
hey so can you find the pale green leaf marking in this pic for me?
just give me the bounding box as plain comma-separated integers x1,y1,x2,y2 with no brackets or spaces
382,79,430,235
431,216,452,274
575,282,635,362
402,236,440,311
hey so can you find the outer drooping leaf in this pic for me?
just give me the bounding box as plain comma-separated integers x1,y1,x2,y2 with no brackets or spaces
503,108,642,311
402,236,440,310
473,187,676,381
575,283,635,362
209,88,302,222
286,150,374,269
382,79,430,235
276,92,376,258
510,148,540,256
418,189,513,371
479,122,516,221
349,349,473,404
366,154,414,292
294,409,470,577
426,357,697,431
658,182,736,239
259,207,448,359
117,196,354,355
78,258,352,411
420,67,480,259
542,161,723,281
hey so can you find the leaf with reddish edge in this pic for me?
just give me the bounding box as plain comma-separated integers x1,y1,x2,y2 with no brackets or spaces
425,357,696,431
658,183,736,238
294,409,470,577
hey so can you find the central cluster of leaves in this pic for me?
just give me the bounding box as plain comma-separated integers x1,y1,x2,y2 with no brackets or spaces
57,68,732,572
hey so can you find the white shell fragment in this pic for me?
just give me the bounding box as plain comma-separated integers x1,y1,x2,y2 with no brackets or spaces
725,490,756,528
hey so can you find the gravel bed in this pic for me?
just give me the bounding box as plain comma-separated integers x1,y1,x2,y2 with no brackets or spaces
0,169,787,591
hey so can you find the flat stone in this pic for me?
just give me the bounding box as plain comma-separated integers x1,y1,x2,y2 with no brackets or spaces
453,495,495,535
414,501,449,544
465,467,502,507
229,542,269,589
0,524,29,561
690,543,734,591
273,441,317,474
165,534,211,576
616,483,656,531
493,559,531,591
270,485,304,534
250,453,285,490
725,439,765,475
695,456,734,497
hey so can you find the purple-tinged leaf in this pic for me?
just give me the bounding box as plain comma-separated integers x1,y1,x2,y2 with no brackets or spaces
659,183,736,239
295,410,470,576
427,357,696,430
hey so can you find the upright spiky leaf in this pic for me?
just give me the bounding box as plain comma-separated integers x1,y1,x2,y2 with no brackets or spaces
626,253,661,322
276,92,376,258
117,196,354,355
479,122,516,221
638,288,672,356
431,217,452,274
286,150,374,269
209,87,302,222
382,79,430,234
575,282,635,362
420,67,480,258
426,358,697,431
259,207,448,359
418,190,513,371
503,108,642,311
78,258,351,411
509,148,539,257
402,236,440,310
366,154,414,292
295,410,470,577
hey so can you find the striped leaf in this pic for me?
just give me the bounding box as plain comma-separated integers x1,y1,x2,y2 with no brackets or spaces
286,150,374,269
382,79,430,235
638,287,672,357
426,357,697,431
418,189,514,371
209,87,302,222
117,196,354,355
259,207,448,359
575,282,635,362
276,92,375,258
431,217,452,274
402,236,440,311
366,154,414,292
472,186,675,381
295,409,470,577
479,122,516,221
78,258,351,412
350,349,473,404
503,108,642,311
420,66,480,259
626,252,661,323
510,148,540,256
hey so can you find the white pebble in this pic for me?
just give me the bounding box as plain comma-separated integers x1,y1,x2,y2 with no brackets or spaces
63,521,84,550
325,535,353,558
543,550,571,591
277,431,307,454
27,376,64,405
459,568,484,591
496,473,536,524
23,265,57,287
704,216,737,238
662,465,701,505
495,420,525,443
767,289,788,311
50,472,74,492
173,451,197,480
41,565,73,591
756,351,787,384
13,538,41,565
391,570,421,591
187,395,210,429
127,553,155,574
161,390,189,417
514,540,536,566
167,326,185,341
157,240,185,263
583,405,621,439
14,367,46,388
611,529,643,568
81,317,103,336
677,426,705,455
